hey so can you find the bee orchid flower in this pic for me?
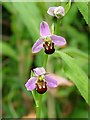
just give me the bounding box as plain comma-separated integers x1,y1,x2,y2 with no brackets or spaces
25,67,57,94
32,21,66,54
47,6,65,18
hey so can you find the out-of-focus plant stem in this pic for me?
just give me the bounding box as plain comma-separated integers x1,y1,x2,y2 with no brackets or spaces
47,58,56,118
47,92,56,118
8,102,18,117
17,39,24,81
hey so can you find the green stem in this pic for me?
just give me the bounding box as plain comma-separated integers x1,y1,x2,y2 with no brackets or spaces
43,54,48,69
32,91,38,107
53,17,57,34
36,53,48,119
36,94,43,118
31,71,39,107
47,92,56,118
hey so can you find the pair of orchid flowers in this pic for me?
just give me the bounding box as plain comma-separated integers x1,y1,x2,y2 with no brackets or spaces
25,6,67,94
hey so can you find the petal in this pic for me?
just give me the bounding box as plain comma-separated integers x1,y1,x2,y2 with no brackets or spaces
33,67,46,76
45,75,57,88
40,21,51,37
54,6,65,16
25,77,37,91
32,38,43,53
47,7,56,16
51,35,66,46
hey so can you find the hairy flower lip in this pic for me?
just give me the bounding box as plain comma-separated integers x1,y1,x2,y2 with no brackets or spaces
35,81,47,94
25,67,58,93
43,41,55,54
32,21,66,54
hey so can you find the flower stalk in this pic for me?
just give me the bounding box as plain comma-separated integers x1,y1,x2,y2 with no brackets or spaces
31,71,38,107
36,94,43,118
43,54,48,69
36,53,48,118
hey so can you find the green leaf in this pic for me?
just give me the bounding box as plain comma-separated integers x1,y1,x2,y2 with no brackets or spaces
75,2,88,24
0,41,18,61
63,3,78,25
61,47,88,59
89,2,90,27
11,2,43,41
70,107,88,118
2,2,15,13
65,0,71,15
55,51,89,105
3,2,43,41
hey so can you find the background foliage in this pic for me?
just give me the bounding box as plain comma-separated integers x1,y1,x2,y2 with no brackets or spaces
1,1,89,118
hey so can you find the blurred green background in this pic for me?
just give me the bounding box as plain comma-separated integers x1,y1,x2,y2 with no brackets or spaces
1,2,89,118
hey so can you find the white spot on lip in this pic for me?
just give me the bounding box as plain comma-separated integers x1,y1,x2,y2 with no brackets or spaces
43,85,45,88
39,85,42,89
46,47,48,50
50,46,52,49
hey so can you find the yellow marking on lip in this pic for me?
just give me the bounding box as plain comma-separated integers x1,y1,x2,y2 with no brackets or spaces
44,37,52,43
37,75,45,81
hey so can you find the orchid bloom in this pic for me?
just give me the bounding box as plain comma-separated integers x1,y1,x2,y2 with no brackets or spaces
32,21,66,54
25,67,57,94
47,6,65,18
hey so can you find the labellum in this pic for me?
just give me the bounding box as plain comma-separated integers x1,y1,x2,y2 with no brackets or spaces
36,81,47,94
43,41,55,54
